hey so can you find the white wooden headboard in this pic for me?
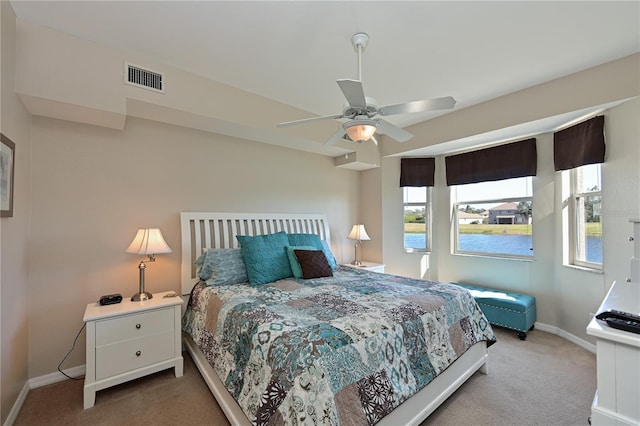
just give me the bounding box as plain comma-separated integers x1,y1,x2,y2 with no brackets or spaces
180,212,331,295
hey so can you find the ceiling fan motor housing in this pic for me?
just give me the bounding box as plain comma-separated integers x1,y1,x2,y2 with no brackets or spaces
343,97,378,118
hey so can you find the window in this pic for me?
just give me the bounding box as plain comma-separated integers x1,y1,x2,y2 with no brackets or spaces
404,187,431,252
452,177,533,258
569,163,602,269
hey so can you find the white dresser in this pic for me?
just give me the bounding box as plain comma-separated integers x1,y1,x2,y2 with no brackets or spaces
587,219,640,426
83,292,183,408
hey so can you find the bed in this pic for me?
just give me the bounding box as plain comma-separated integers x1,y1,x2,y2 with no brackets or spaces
180,212,496,426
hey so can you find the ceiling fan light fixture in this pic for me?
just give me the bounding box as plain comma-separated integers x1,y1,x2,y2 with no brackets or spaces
344,120,377,143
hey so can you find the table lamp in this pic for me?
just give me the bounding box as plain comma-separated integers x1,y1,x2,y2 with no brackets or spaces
347,224,370,266
125,227,172,301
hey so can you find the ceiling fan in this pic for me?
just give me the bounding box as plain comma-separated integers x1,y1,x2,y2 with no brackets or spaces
277,33,456,146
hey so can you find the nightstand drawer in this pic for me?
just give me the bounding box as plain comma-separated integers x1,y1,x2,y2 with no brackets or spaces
95,330,174,380
95,308,173,346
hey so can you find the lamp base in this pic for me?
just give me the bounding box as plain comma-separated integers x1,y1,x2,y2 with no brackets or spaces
352,241,362,266
131,291,153,302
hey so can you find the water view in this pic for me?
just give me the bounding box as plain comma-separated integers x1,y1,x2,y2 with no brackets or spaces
459,234,533,256
405,234,603,263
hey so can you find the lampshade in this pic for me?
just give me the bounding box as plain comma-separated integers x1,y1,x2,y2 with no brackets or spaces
126,228,171,302
344,120,377,143
348,224,371,241
125,228,172,255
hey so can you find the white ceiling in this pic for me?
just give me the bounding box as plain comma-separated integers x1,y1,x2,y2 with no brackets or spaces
10,1,640,156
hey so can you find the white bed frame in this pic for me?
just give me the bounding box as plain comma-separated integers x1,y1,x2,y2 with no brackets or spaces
180,212,488,426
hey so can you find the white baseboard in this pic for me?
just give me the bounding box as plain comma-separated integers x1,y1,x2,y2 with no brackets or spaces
3,365,86,426
534,322,596,354
3,381,29,426
28,364,86,389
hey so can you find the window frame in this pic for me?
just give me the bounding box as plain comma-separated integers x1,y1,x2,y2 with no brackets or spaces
403,186,432,253
451,177,534,259
452,196,534,259
568,165,603,270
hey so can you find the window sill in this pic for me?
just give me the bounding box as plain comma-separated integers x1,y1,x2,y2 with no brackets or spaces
562,263,604,274
452,252,534,262
404,249,431,254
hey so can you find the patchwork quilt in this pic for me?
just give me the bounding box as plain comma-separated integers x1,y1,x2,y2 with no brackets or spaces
183,267,495,426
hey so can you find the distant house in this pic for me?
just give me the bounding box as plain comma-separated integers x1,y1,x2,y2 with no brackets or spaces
488,202,529,224
458,211,484,224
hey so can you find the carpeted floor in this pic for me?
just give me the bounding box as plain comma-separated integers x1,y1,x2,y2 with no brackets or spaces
13,327,595,426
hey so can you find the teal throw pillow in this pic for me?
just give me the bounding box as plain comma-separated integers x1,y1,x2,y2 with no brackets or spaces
236,231,292,286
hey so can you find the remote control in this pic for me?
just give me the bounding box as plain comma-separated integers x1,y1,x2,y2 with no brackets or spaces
596,310,640,334
610,309,640,322
604,317,640,334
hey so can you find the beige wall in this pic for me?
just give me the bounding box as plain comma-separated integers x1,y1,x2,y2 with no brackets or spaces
600,98,640,287
28,116,359,377
358,167,383,264
1,2,32,423
8,108,373,415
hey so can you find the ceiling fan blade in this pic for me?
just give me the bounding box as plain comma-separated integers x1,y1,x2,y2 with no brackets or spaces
337,79,367,109
376,119,413,143
277,113,344,128
324,127,347,146
378,96,456,116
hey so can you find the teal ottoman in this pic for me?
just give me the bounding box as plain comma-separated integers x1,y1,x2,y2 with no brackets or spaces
452,283,536,340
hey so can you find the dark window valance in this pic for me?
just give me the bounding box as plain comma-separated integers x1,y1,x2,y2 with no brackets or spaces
553,115,605,171
400,157,435,187
445,138,537,186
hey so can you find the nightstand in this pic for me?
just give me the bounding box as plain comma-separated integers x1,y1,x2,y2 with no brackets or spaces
342,261,385,273
83,291,183,409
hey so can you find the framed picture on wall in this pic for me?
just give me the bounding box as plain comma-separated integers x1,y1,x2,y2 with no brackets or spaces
1,133,15,218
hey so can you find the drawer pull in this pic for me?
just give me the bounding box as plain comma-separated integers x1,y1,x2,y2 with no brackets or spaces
136,350,141,357
135,324,141,329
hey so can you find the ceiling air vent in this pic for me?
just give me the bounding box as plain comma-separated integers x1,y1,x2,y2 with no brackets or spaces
125,63,164,93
